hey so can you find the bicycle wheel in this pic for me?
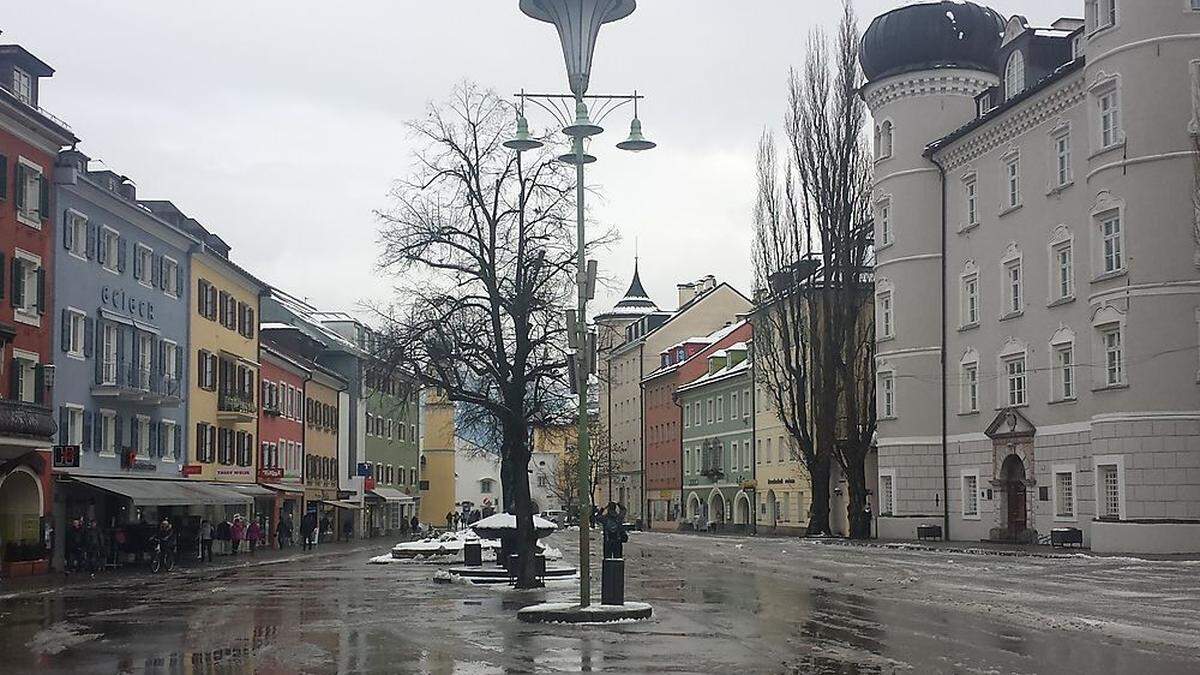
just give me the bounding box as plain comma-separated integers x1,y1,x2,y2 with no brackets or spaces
163,550,175,572
150,552,161,574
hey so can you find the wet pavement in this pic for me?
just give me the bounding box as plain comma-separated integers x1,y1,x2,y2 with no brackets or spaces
1,531,1198,674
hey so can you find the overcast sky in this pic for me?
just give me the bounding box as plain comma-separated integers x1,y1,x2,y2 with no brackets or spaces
10,0,1079,317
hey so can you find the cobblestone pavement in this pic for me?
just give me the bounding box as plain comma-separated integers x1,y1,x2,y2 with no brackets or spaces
1,530,1197,673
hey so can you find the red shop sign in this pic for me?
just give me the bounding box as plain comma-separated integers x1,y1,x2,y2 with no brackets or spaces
180,464,202,476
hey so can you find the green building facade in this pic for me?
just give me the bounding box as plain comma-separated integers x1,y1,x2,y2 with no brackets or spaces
362,369,421,536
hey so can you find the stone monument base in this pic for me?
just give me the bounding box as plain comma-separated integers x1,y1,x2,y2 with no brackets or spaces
516,601,653,624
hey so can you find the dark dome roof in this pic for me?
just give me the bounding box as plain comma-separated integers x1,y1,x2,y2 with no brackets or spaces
861,1,1005,82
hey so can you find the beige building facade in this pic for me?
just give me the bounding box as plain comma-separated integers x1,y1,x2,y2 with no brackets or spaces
863,1,1200,553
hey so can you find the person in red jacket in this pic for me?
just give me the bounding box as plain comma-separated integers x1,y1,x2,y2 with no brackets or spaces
230,515,245,556
247,519,262,556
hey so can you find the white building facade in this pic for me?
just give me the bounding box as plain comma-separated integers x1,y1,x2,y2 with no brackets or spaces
863,1,1200,553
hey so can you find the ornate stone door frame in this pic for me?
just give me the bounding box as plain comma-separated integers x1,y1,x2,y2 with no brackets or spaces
984,408,1038,543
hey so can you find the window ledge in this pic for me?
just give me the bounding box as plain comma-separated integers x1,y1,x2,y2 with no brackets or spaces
996,403,1029,411
1089,139,1126,161
1091,269,1127,284
138,280,155,290
1047,296,1075,308
876,240,894,252
17,212,42,230
878,415,897,422
1053,515,1078,523
68,251,88,263
14,310,40,327
958,222,980,235
998,203,1023,218
957,410,980,417
66,352,85,362
1048,396,1077,406
1093,383,1129,393
1087,22,1118,40
998,310,1024,322
875,154,893,165
877,334,895,344
962,514,982,521
1046,180,1074,197
103,266,120,276
958,321,980,332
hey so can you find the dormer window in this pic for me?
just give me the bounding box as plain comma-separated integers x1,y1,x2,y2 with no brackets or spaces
12,67,32,105
1004,51,1025,100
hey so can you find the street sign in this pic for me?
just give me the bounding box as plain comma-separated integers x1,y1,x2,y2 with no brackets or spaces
52,445,80,468
357,462,372,477
257,467,283,482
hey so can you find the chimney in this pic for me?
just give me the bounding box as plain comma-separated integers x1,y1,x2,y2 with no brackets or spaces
117,179,136,202
677,282,697,308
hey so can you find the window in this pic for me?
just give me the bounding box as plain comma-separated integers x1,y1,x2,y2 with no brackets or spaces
1101,213,1123,274
875,120,893,160
706,399,713,424
1092,0,1116,31
879,472,895,515
100,411,117,456
962,473,979,518
480,479,494,494
1005,355,1027,406
102,324,119,385
1054,131,1072,186
1053,468,1075,518
14,160,46,226
1054,344,1076,400
161,421,178,461
961,360,979,413
10,251,44,321
12,67,32,104
1102,326,1124,386
1053,242,1073,300
63,309,86,358
878,197,892,246
163,257,180,297
1004,259,1022,315
1099,88,1121,148
134,244,153,286
1004,156,1020,209
137,333,152,390
879,370,895,418
163,341,179,387
59,406,84,446
743,389,751,417
962,272,979,326
64,210,88,259
716,396,724,422
1004,50,1025,99
878,290,894,339
1097,461,1121,519
100,228,120,273
136,415,150,459
964,178,978,228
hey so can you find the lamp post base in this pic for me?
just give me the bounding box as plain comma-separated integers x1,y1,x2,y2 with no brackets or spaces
517,601,653,624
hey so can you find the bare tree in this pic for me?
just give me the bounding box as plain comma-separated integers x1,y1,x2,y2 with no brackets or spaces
754,2,876,539
540,419,618,522
371,83,586,588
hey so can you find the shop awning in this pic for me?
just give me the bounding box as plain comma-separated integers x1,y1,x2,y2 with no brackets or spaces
69,476,251,507
262,483,305,494
367,487,414,504
319,499,364,511
224,483,275,498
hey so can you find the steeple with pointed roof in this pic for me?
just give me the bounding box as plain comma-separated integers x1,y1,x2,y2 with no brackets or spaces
596,258,662,322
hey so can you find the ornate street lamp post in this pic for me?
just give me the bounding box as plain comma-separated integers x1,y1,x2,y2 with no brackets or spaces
508,0,654,611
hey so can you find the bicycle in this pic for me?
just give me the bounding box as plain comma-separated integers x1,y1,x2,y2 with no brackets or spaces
149,536,176,573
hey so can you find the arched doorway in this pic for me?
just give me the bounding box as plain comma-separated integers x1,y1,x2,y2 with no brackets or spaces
1001,454,1027,539
0,468,44,565
687,493,702,520
708,491,727,525
734,492,751,525
766,489,778,525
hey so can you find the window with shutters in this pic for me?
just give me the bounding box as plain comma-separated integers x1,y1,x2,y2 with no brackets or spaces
64,309,86,358
162,257,180,297
100,227,120,274
161,420,177,461
162,341,179,392
102,323,119,385
61,405,84,446
15,158,45,228
64,210,88,260
137,333,152,391
134,244,153,287
12,249,43,325
136,414,151,458
100,410,117,456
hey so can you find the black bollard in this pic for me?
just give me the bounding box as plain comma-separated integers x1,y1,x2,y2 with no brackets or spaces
601,558,625,606
534,553,546,582
463,540,482,567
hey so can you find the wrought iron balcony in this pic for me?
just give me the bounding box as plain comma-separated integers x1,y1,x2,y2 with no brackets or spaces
0,398,57,446
218,391,257,421
92,361,182,404
700,464,724,481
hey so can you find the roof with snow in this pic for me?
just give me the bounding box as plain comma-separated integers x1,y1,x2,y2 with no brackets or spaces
861,1,1005,82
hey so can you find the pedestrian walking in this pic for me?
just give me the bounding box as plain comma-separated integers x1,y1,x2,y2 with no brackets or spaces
247,519,262,556
409,514,420,535
445,511,454,532
230,516,245,556
302,511,318,551
83,519,103,576
198,519,214,562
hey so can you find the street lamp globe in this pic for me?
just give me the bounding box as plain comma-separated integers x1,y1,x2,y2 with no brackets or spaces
616,117,656,151
562,99,603,139
504,113,545,152
519,0,637,97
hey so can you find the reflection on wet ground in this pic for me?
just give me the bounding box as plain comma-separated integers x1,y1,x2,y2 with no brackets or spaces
1,531,1198,673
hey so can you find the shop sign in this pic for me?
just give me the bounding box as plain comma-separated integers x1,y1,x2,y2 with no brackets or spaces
658,490,672,499
181,464,202,476
215,467,253,478
766,478,796,486
101,285,155,321
356,462,372,477
257,467,284,482
53,445,81,468
364,477,376,491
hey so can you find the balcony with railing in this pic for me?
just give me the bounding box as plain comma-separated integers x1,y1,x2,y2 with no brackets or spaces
218,390,257,422
0,398,57,454
92,360,182,405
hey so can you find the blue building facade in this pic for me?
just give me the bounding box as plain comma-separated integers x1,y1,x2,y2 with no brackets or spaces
50,148,197,530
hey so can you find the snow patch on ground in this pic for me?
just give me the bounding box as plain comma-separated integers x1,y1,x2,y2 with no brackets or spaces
27,621,102,656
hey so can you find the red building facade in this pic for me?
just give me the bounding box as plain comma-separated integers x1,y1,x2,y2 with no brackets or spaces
258,341,310,542
0,45,74,577
642,320,751,531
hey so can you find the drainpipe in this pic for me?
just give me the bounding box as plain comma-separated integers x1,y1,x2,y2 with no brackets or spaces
927,150,951,541
750,339,757,536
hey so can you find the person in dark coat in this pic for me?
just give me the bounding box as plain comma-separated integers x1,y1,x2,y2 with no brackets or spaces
301,511,318,551
409,514,420,534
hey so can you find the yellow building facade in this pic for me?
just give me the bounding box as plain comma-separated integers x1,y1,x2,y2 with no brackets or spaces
186,250,263,485
304,370,342,505
418,388,455,525
753,377,811,535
